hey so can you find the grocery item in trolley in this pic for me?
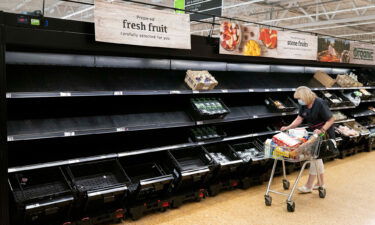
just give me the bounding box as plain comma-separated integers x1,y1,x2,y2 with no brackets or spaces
185,70,218,91
265,130,320,161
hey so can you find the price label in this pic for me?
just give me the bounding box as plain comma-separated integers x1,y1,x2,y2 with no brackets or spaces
60,92,71,97
248,89,254,92
264,89,270,92
197,121,203,125
282,112,286,116
116,127,127,132
277,88,282,92
114,91,123,96
7,136,14,141
221,89,228,93
253,115,258,119
197,142,204,145
170,90,181,94
64,131,75,137
100,155,107,159
193,90,200,94
252,133,259,137
69,159,80,164
6,93,11,98
292,88,296,91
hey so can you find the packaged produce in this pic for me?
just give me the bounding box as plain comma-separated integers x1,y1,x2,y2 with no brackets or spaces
185,70,218,91
344,121,370,135
190,98,230,120
264,96,297,112
336,73,363,87
335,125,360,137
359,89,372,99
288,128,308,139
332,111,347,121
313,70,335,88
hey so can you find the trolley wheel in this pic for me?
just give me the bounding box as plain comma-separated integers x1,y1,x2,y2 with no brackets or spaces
287,201,295,212
264,195,272,206
318,187,326,198
282,179,290,190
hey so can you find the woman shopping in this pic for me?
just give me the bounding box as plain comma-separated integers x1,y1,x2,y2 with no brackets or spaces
281,86,335,193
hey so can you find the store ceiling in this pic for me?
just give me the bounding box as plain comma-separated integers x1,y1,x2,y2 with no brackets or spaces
0,0,374,43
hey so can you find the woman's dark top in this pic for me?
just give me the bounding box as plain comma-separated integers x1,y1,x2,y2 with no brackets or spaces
298,97,335,138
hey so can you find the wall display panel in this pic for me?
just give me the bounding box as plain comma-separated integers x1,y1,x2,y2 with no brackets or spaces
350,41,375,65
317,37,350,63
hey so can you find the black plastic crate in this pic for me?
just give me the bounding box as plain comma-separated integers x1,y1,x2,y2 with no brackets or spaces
204,144,244,195
168,146,216,192
264,96,297,113
119,151,174,201
9,167,75,225
65,159,130,222
190,98,230,120
189,126,227,142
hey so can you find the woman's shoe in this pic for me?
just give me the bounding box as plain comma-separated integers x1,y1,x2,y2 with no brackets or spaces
298,186,312,193
313,184,326,190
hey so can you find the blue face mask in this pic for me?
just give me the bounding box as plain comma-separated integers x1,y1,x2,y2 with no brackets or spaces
298,99,306,105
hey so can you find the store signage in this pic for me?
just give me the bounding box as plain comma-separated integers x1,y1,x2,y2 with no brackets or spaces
277,32,317,60
317,37,350,63
184,0,222,21
350,41,375,65
219,22,317,60
219,22,277,57
95,0,191,49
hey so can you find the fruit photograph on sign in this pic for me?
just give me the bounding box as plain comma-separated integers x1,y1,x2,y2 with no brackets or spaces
219,21,278,57
317,37,350,63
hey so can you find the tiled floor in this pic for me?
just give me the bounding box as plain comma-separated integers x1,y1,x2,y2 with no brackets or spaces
122,151,375,225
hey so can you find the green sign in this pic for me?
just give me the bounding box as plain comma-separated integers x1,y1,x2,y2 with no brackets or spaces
174,0,185,14
30,18,40,26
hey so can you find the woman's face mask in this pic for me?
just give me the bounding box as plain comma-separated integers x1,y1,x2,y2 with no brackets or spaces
298,99,306,105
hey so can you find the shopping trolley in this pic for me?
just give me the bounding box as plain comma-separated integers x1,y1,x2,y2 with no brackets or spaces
264,133,326,212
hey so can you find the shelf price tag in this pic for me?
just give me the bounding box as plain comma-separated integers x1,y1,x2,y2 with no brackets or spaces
7,136,14,141
114,91,123,96
248,89,254,92
196,121,203,125
64,131,75,137
277,88,282,92
193,90,200,94
69,159,80,164
253,115,258,119
197,142,205,145
116,127,128,132
60,92,71,97
292,88,296,91
221,89,228,93
6,93,11,98
264,89,270,92
282,112,287,116
170,90,181,94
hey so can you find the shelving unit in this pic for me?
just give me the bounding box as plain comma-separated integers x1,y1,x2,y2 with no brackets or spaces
1,12,375,225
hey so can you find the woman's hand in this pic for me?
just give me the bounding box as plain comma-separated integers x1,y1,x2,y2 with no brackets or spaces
314,129,323,135
280,126,289,131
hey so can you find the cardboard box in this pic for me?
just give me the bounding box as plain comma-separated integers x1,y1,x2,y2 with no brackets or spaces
313,70,336,88
185,70,218,91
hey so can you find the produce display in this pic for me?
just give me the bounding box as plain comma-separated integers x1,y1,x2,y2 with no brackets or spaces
332,111,348,121
185,70,218,91
264,97,297,112
335,125,360,137
190,98,230,120
321,91,344,107
336,73,363,87
209,152,233,164
344,121,370,135
190,126,224,142
359,89,373,99
220,22,241,51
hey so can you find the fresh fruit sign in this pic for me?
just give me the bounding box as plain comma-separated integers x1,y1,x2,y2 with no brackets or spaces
95,0,191,49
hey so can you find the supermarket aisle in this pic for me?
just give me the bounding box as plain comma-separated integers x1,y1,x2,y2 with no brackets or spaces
123,151,375,225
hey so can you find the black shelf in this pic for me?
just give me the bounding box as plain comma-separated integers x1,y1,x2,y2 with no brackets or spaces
7,104,296,142
351,110,375,118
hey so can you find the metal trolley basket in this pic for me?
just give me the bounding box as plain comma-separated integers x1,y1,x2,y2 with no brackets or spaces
264,133,326,212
